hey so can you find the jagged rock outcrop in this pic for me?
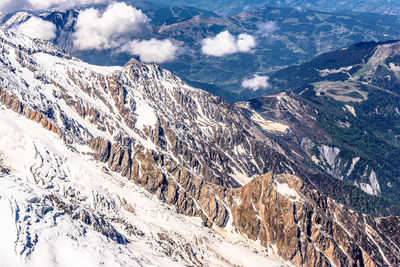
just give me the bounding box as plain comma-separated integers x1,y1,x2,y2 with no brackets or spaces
0,86,60,135
88,136,229,227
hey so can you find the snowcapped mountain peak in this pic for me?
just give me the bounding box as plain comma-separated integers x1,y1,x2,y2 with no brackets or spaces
0,29,400,266
123,57,142,67
0,29,289,266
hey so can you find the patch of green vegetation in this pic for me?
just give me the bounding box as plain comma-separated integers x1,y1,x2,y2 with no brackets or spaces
302,89,400,215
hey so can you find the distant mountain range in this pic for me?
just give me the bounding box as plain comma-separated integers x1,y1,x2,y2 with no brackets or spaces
140,0,400,16
2,4,400,102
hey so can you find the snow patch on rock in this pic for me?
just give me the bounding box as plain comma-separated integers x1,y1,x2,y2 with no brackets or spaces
251,112,289,133
275,181,300,202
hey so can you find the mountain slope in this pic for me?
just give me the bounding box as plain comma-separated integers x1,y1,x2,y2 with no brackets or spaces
241,40,400,215
0,107,286,267
1,29,400,266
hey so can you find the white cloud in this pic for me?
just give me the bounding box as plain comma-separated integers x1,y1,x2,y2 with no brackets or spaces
122,38,180,63
201,31,256,57
241,75,270,91
256,21,278,39
12,16,56,40
73,2,149,50
71,2,180,63
0,0,110,12
237,33,256,52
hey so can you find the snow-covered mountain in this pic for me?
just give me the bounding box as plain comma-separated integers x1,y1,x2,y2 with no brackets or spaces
0,107,287,267
0,29,400,266
0,29,287,266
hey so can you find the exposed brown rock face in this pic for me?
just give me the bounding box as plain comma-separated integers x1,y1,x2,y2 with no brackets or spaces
88,137,229,228
226,173,400,267
0,86,61,135
1,71,398,267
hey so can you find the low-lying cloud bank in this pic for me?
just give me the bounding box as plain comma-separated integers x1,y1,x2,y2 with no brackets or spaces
2,2,278,65
72,2,180,63
201,20,278,57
